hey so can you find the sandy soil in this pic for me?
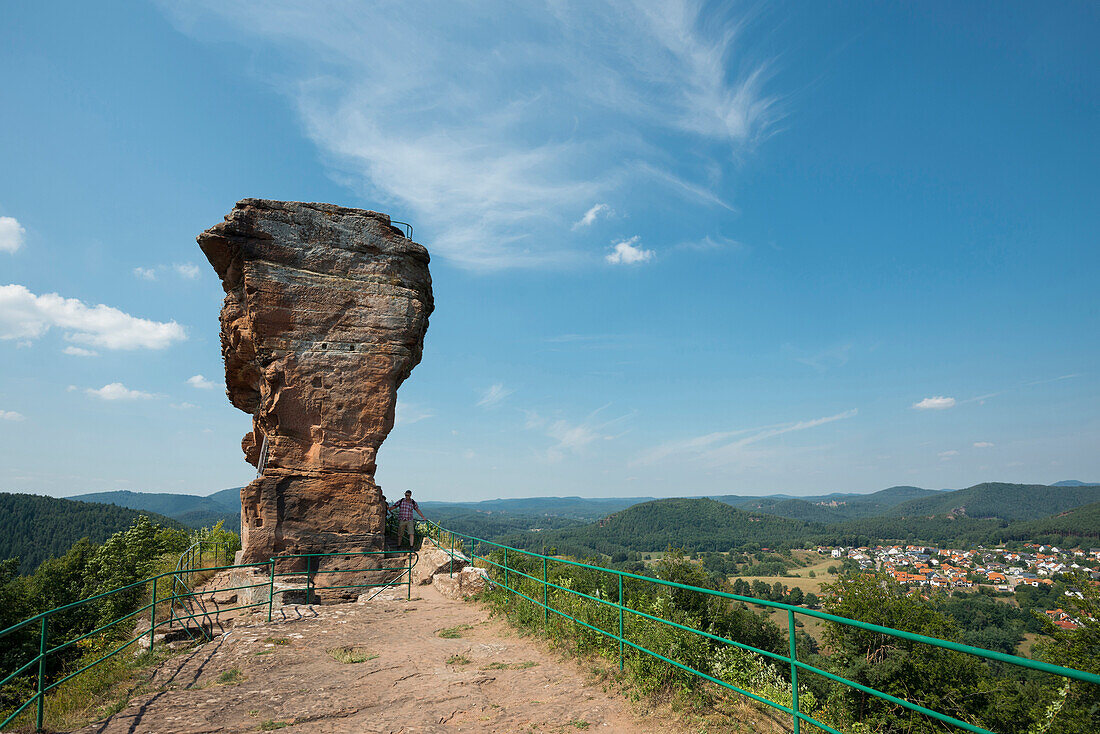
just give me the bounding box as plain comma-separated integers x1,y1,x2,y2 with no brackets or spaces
70,579,694,733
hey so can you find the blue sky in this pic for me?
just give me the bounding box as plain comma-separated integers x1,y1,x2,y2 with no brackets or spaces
1,2,1097,501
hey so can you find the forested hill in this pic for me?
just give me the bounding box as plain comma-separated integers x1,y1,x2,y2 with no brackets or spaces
997,500,1100,542
883,482,1100,522
70,488,242,532
502,498,820,557
710,485,941,522
0,493,184,573
420,496,656,521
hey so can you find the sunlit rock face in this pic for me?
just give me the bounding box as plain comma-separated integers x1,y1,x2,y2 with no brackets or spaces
199,199,432,564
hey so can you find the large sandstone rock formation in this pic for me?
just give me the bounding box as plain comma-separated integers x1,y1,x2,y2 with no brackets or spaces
199,199,432,566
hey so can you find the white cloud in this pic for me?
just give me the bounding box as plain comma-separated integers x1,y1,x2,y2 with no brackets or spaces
639,409,858,467
86,383,154,401
133,267,158,281
572,203,611,230
973,441,994,448
394,401,432,426
62,346,98,357
912,396,956,411
525,404,632,461
0,216,26,253
606,236,654,265
477,383,514,408
0,284,185,350
187,374,216,390
164,1,776,270
174,263,201,279
938,450,959,460
170,402,198,410
0,409,25,421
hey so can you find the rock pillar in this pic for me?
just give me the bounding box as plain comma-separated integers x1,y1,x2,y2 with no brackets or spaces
199,199,432,565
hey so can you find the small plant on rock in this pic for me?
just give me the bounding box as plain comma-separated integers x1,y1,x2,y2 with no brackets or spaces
327,646,377,664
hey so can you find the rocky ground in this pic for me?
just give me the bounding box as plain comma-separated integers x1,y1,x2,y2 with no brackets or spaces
71,555,696,733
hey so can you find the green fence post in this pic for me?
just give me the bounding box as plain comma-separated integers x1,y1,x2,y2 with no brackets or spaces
168,574,175,630
788,609,800,734
35,615,49,731
407,553,412,601
542,556,548,627
618,574,624,672
149,578,157,651
450,533,454,578
267,559,275,622
306,556,313,605
504,547,509,588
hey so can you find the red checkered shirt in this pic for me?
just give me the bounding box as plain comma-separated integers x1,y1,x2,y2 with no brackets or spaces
394,498,419,521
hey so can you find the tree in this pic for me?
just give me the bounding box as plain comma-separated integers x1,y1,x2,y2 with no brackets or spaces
1032,572,1100,734
820,573,1020,734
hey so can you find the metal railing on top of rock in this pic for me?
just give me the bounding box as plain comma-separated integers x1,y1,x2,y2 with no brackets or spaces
424,520,1100,734
0,546,417,732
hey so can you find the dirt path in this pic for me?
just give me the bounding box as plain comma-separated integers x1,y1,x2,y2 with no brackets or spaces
73,578,690,733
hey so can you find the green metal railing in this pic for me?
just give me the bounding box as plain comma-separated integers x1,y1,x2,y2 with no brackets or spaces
0,547,416,731
426,520,1100,734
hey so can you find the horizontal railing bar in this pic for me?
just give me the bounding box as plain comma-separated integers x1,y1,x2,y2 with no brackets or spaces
40,630,148,697
45,600,156,657
0,653,43,689
0,687,42,730
272,567,409,577
167,580,272,602
166,601,268,626
273,550,415,559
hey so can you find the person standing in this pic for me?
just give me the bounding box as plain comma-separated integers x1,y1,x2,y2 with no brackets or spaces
390,490,426,548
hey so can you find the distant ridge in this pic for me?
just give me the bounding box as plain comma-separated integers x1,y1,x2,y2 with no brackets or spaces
68,488,242,532
1051,480,1100,487
884,482,1100,522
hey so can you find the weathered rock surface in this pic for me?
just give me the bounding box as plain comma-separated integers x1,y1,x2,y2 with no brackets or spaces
199,199,433,565
413,540,469,585
434,566,492,599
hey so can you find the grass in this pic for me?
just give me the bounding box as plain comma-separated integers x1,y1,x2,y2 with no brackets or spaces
437,624,473,639
446,654,471,665
217,668,244,685
326,646,378,664
482,660,539,670
263,636,291,645
259,721,289,731
570,719,590,729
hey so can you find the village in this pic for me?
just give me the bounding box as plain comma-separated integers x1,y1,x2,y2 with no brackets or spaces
817,543,1100,629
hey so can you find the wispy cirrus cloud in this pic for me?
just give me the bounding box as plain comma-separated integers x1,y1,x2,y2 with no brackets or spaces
477,383,515,409
0,284,185,350
395,401,433,427
573,203,611,230
525,403,633,462
164,1,778,270
638,409,857,467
